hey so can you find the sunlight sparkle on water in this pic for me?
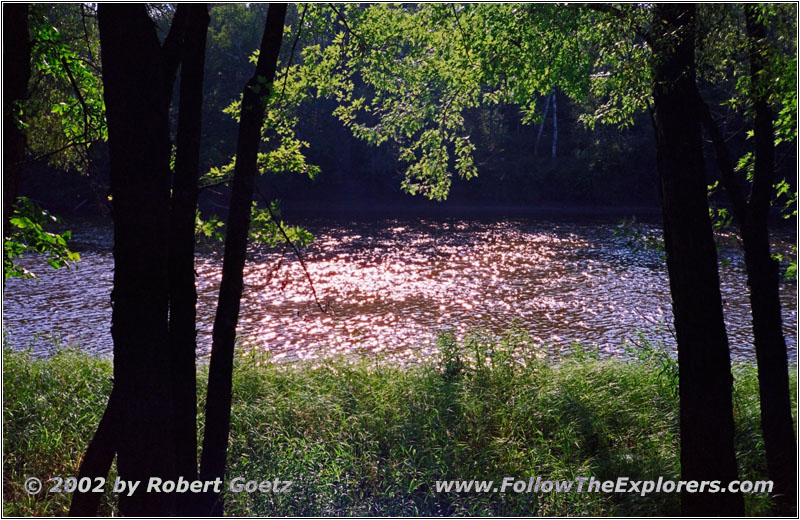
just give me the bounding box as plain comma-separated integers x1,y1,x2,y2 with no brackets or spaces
3,218,796,363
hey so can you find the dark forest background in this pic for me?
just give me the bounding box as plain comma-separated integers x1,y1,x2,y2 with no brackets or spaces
19,4,796,220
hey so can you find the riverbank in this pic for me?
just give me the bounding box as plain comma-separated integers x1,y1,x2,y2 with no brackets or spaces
3,335,796,516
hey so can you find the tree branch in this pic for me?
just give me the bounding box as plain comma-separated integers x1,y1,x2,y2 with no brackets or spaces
17,138,98,166
278,5,308,102
255,185,329,314
328,3,366,51
696,94,749,221
60,57,92,142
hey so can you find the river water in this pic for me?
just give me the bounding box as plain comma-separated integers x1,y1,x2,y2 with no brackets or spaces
2,217,796,362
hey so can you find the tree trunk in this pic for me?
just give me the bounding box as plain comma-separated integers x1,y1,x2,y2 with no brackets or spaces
741,206,797,516
533,93,551,156
168,6,209,514
98,5,176,515
71,6,194,516
197,4,287,516
697,8,797,513
740,6,796,514
68,389,119,516
650,5,743,516
3,3,31,241
550,87,558,161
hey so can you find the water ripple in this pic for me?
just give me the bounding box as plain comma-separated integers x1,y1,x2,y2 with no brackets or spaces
3,218,796,363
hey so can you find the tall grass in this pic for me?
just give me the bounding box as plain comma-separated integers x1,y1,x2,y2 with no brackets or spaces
3,332,796,516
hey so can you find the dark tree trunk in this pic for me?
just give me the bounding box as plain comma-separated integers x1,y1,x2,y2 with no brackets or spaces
98,5,176,515
168,6,209,514
71,5,203,515
650,4,743,516
68,389,119,516
739,7,796,514
697,8,797,513
741,196,797,517
197,4,287,516
3,3,31,241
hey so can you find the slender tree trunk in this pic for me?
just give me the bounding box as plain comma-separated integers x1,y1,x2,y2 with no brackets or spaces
534,93,551,156
741,194,797,517
98,5,176,515
3,3,31,241
68,389,119,516
650,5,743,516
550,87,557,161
168,7,209,515
697,9,797,513
197,4,287,516
739,7,796,514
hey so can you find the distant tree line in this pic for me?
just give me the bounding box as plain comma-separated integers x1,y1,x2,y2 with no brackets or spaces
3,3,796,517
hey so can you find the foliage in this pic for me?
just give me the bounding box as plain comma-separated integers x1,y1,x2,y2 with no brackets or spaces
785,249,797,281
295,5,590,200
771,246,798,282
194,201,314,251
25,4,106,170
4,5,100,283
4,336,794,516
611,217,664,257
3,198,80,280
287,4,667,203
194,210,225,242
249,200,313,248
696,5,797,219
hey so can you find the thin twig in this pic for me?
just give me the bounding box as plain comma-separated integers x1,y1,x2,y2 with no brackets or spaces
278,5,308,102
328,3,366,49
450,5,472,61
254,185,329,314
60,57,92,142
16,138,98,166
198,177,234,192
80,4,97,65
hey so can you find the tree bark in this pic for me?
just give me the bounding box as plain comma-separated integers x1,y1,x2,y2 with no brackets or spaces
696,8,797,513
650,4,743,516
197,4,287,516
3,3,31,241
740,7,796,513
98,5,176,515
168,6,209,515
68,389,119,516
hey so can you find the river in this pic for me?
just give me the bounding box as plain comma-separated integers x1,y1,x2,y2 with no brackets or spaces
2,217,796,362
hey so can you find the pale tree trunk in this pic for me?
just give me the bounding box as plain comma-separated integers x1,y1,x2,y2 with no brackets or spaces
551,87,557,160
534,93,551,156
